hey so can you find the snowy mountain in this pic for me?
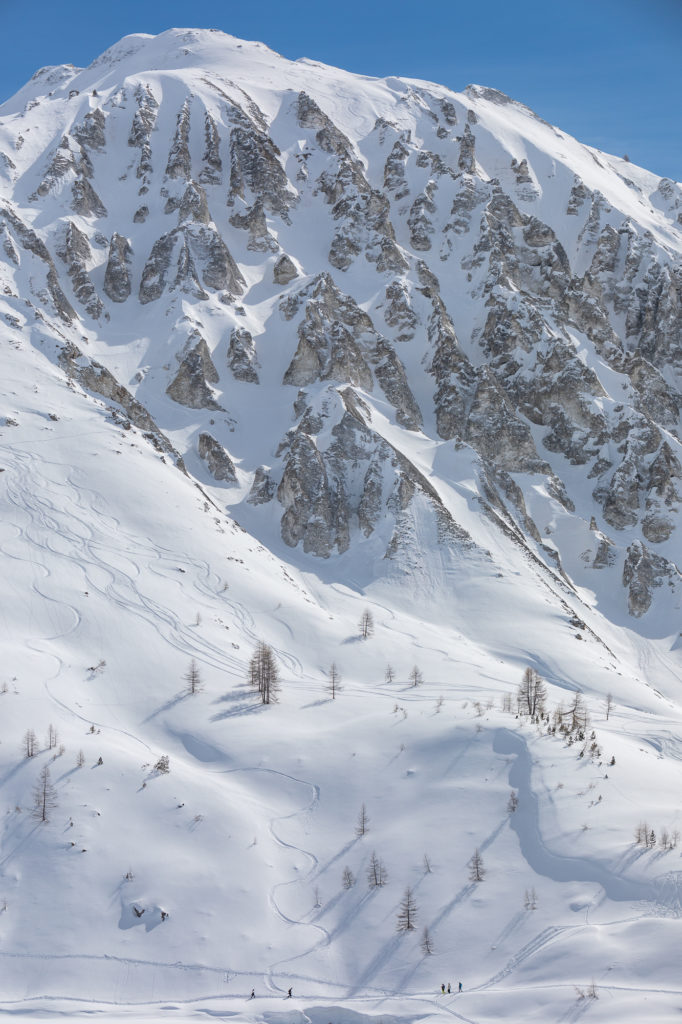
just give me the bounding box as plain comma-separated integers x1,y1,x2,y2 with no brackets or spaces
1,28,682,1023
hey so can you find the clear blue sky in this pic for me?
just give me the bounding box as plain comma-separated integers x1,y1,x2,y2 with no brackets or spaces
4,0,681,181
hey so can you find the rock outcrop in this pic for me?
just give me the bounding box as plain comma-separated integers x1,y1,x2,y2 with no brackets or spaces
198,432,237,482
58,222,103,319
103,233,132,303
227,327,259,383
166,335,223,410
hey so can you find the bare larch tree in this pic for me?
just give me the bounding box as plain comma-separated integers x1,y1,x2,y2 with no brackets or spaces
517,667,546,717
355,802,370,837
249,641,280,704
33,764,58,822
184,659,203,695
397,886,418,931
409,665,423,687
328,663,341,699
359,609,374,639
469,848,485,882
367,851,388,887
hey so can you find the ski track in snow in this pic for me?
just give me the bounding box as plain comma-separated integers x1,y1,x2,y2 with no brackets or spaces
475,924,577,991
2,444,303,699
261,769,331,991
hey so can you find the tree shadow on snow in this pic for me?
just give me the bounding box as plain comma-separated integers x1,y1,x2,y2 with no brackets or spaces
314,838,358,876
210,685,267,720
327,888,378,945
428,881,477,931
141,689,191,724
347,931,404,995
492,908,526,947
210,700,265,722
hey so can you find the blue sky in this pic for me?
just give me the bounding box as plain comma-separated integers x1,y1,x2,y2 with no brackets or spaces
4,0,680,180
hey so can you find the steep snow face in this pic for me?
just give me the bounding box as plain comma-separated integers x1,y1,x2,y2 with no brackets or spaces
2,29,682,1024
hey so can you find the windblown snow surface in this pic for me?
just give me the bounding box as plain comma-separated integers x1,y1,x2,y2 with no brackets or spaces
1,28,682,1024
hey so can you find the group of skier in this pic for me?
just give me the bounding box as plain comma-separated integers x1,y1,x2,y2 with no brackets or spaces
249,987,293,999
248,982,462,1000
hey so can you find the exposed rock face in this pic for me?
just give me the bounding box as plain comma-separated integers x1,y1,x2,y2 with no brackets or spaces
72,177,107,218
139,226,244,303
32,136,83,199
230,199,278,251
408,184,437,251
167,181,211,225
458,124,476,173
284,301,373,390
296,91,407,274
103,233,132,303
72,108,107,152
166,335,223,410
227,327,259,383
128,84,159,189
200,113,222,184
166,102,192,180
273,254,297,285
58,221,103,318
278,425,343,556
0,206,75,322
248,466,276,504
139,232,177,303
622,540,681,617
282,273,421,429
383,136,410,199
198,432,237,482
194,226,245,294
277,386,470,557
228,123,294,219
642,442,681,543
426,267,547,474
383,280,417,342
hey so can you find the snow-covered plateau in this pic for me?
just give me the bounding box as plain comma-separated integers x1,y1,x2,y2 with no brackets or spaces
1,27,682,1023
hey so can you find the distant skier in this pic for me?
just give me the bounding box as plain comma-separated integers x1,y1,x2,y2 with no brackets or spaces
441,984,445,994
249,989,255,999
447,983,451,994
458,981,463,993
286,988,292,999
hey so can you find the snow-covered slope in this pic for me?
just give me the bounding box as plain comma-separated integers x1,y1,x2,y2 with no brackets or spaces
2,28,682,1023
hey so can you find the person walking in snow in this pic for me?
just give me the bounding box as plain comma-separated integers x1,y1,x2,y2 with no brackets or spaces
458,981,463,993
447,983,451,994
250,989,255,999
441,983,445,994
286,987,292,999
